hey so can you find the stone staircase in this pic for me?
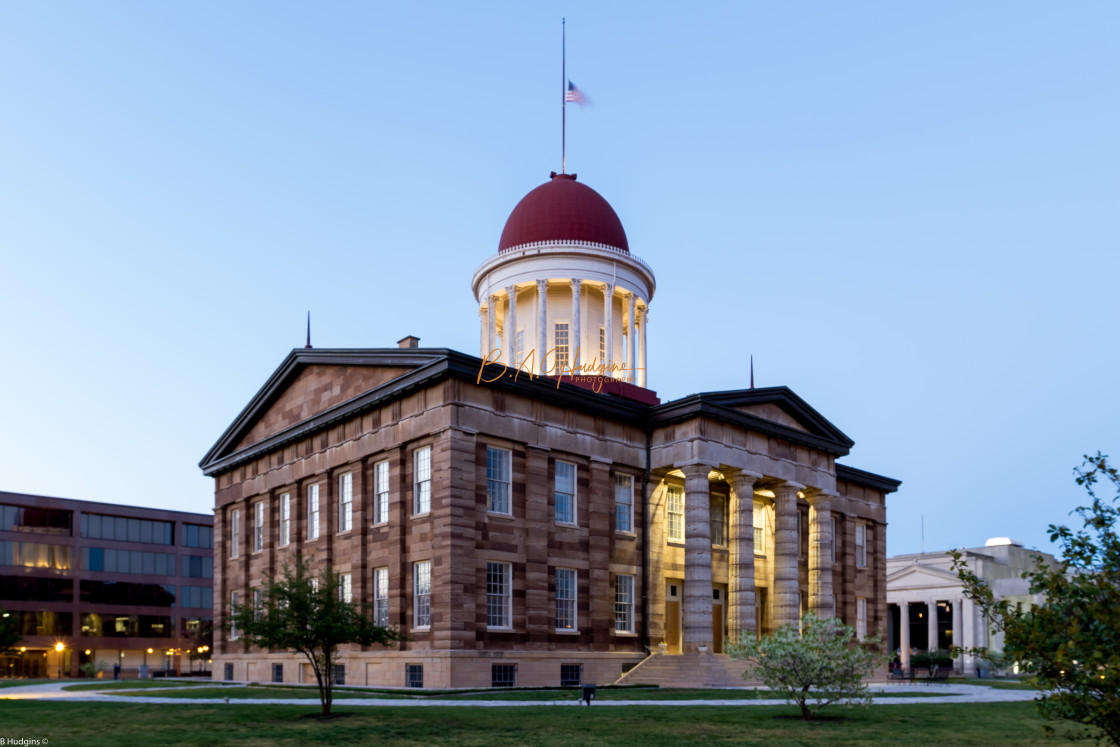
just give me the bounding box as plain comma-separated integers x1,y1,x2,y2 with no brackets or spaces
614,651,759,688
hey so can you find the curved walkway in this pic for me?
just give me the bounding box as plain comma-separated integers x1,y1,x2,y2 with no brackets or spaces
1,681,1038,707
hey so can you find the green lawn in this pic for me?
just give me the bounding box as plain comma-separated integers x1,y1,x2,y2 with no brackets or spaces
113,686,410,700
0,678,50,689
0,701,1091,746
65,679,219,692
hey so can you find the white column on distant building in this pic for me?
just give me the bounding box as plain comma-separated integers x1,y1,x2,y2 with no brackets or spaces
537,280,548,375
900,602,911,670
961,597,977,675
927,600,939,652
681,463,714,653
479,306,487,358
627,293,636,382
638,306,648,388
571,279,582,368
488,294,498,360
603,283,614,374
505,285,518,365
952,598,963,672
773,482,803,628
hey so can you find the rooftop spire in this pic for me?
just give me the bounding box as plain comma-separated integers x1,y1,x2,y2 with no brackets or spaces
305,311,312,349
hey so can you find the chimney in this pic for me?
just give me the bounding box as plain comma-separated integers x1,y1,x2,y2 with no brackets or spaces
397,336,420,349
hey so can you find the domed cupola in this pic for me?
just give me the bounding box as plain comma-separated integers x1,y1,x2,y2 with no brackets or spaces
472,172,655,388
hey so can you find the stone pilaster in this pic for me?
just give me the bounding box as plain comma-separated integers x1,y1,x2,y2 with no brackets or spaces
537,280,548,375
524,446,551,641
806,491,835,619
772,482,803,628
727,471,760,642
571,279,582,368
681,463,713,652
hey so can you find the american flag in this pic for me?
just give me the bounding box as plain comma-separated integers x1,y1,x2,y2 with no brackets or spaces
565,80,586,105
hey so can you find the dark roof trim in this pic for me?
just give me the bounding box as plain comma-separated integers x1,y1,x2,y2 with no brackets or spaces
836,464,902,494
699,387,856,447
649,391,853,457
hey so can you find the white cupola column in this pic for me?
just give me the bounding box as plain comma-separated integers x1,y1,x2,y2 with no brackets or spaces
488,294,498,359
505,285,518,364
627,293,637,381
603,283,614,372
571,279,582,368
479,306,487,358
639,307,648,388
537,279,548,375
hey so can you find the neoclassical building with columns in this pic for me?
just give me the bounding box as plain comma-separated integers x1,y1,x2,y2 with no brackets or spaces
201,171,900,688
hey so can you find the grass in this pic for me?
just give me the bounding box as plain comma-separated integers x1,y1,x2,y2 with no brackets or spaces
0,700,1090,745
953,677,1035,690
64,679,218,691
0,678,50,689
112,686,410,700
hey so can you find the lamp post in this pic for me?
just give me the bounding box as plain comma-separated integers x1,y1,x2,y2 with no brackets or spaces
54,642,64,679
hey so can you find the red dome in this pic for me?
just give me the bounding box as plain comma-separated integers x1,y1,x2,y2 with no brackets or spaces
498,173,629,253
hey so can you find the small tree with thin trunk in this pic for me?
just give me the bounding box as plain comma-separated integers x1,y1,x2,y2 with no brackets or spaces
227,559,403,716
728,613,883,721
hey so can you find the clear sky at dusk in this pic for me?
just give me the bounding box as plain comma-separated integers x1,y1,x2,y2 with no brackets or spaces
1,2,1117,557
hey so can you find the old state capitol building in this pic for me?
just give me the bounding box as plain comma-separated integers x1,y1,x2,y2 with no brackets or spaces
200,170,901,689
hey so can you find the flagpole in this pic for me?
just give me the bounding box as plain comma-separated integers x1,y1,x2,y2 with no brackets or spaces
562,18,566,174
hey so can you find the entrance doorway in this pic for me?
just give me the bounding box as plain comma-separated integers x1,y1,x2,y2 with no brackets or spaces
665,581,682,654
712,585,726,653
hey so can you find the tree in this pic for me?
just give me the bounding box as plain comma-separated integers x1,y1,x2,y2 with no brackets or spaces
951,453,1120,744
228,559,404,716
727,613,883,721
0,607,20,653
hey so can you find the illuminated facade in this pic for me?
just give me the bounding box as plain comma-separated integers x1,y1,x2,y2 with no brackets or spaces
0,491,213,678
203,172,900,688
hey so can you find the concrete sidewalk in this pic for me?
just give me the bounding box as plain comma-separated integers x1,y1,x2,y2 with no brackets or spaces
1,681,1038,707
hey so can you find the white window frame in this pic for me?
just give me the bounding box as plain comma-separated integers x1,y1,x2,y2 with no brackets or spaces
615,574,635,633
252,502,264,553
252,587,263,619
599,326,606,364
667,486,684,542
414,447,431,516
856,597,868,640
855,523,867,568
374,460,389,525
413,561,431,629
338,572,352,603
615,473,634,534
279,493,290,547
307,484,320,540
753,502,766,554
373,567,389,627
553,321,570,371
554,461,576,525
486,446,512,515
555,568,577,632
486,561,512,629
710,494,728,547
229,590,239,640
230,509,240,559
338,473,353,533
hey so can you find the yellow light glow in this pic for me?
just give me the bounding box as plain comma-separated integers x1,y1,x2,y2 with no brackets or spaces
85,649,91,655
147,648,153,654
54,642,64,652
19,647,26,653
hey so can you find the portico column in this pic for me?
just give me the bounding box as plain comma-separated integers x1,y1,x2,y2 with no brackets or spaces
627,293,636,381
728,471,761,642
603,283,614,372
952,599,963,672
927,601,939,652
806,491,835,619
505,285,518,365
900,602,911,670
479,307,487,358
773,482,803,628
570,279,582,368
488,294,498,360
638,307,648,388
537,280,548,375
681,463,713,653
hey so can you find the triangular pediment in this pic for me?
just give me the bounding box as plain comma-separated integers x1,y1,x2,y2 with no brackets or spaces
699,387,854,449
732,402,811,432
200,348,448,474
887,563,962,591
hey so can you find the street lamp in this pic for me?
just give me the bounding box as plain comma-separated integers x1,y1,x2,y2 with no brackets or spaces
54,642,64,679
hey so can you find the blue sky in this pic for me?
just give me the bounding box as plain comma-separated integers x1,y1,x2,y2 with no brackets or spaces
1,2,1116,556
